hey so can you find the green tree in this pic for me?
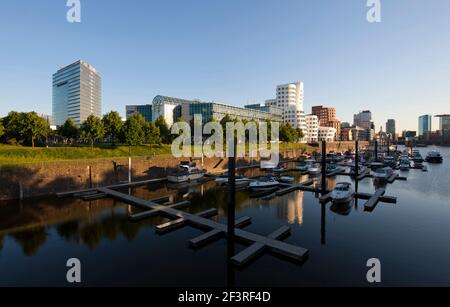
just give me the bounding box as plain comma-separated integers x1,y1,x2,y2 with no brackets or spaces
280,123,297,143
144,121,161,144
296,128,304,141
0,120,4,140
154,116,171,144
2,111,49,147
3,111,25,144
102,111,123,145
80,115,105,149
24,112,50,147
121,113,146,146
57,118,79,144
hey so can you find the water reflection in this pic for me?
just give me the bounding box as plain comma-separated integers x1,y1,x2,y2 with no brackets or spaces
277,192,304,225
1,148,450,286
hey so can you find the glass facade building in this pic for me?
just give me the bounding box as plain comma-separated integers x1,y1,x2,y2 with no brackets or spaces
126,105,152,122
149,95,282,126
52,60,102,126
188,102,282,125
418,115,432,136
436,115,450,139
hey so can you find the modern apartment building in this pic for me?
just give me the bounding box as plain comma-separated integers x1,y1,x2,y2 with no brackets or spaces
418,115,432,136
311,105,341,141
126,105,153,122
318,127,337,143
265,82,306,131
305,114,318,143
52,60,102,126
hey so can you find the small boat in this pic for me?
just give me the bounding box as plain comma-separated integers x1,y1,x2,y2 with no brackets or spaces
370,162,384,171
350,163,367,175
383,156,397,168
296,161,309,172
279,176,294,183
249,177,280,190
399,156,410,171
425,151,443,163
167,169,190,183
399,161,410,171
308,163,321,176
179,161,198,171
326,163,339,173
412,151,424,163
215,174,251,185
373,167,394,181
271,167,286,173
330,182,354,204
260,160,278,169
168,165,207,183
250,186,279,198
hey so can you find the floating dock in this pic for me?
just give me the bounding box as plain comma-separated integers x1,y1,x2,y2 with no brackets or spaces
65,186,309,267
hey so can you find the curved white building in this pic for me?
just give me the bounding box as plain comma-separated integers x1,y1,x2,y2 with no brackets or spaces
265,82,307,141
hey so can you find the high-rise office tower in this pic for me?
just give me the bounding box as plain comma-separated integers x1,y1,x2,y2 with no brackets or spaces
418,115,432,136
386,119,396,138
436,114,450,140
52,60,102,126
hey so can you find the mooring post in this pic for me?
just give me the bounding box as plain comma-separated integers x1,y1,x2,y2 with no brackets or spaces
227,138,237,241
321,140,326,194
355,140,359,192
321,203,326,245
19,182,23,201
374,139,378,162
88,165,93,189
128,157,132,183
387,139,390,156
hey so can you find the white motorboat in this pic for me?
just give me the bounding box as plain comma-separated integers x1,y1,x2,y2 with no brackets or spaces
308,163,321,176
215,174,251,185
330,182,354,204
399,156,410,171
296,161,309,172
425,151,443,163
373,167,394,181
279,176,294,183
168,165,206,183
249,177,280,190
167,169,190,183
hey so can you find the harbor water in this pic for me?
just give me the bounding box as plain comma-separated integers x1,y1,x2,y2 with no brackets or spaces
0,146,449,286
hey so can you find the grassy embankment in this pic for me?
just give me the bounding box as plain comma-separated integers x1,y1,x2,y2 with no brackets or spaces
0,143,311,166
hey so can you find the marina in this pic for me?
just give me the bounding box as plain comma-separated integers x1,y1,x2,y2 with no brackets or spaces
0,145,449,286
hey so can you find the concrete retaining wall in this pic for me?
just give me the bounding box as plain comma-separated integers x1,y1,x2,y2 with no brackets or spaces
0,142,365,200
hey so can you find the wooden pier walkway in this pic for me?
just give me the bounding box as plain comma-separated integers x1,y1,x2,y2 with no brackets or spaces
363,188,386,211
85,187,309,266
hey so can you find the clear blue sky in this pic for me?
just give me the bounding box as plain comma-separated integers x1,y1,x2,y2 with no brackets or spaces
1,0,449,132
